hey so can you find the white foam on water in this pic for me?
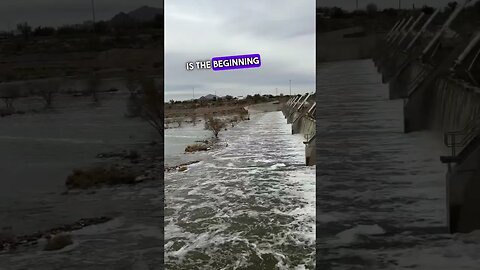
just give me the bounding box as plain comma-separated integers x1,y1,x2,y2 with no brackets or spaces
269,163,287,170
73,217,125,236
332,224,386,246
165,111,316,268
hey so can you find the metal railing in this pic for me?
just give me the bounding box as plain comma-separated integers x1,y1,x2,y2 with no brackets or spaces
304,133,316,144
444,117,480,160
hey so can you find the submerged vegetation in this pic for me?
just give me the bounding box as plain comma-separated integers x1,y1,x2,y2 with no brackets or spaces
185,144,209,153
66,167,137,189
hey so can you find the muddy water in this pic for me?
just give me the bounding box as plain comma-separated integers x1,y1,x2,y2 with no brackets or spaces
164,124,211,168
0,92,165,269
165,111,316,269
317,59,480,269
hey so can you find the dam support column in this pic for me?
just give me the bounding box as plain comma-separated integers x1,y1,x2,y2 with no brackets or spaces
304,135,316,166
282,95,316,166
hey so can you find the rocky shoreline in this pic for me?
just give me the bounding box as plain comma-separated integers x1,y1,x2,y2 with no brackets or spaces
0,141,164,254
0,217,112,253
164,160,201,172
63,142,163,191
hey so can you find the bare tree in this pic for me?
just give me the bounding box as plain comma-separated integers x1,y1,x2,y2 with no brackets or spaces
125,72,142,117
175,117,183,127
205,117,226,139
16,22,32,39
0,83,21,112
366,3,378,16
191,113,197,126
139,77,164,137
29,78,62,109
126,72,140,94
88,72,100,103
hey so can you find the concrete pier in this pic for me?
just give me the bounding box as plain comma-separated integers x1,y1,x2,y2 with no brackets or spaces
282,94,316,166
373,2,480,233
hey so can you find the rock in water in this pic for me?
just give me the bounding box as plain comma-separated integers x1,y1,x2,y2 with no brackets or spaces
0,227,16,248
44,234,73,251
185,144,209,153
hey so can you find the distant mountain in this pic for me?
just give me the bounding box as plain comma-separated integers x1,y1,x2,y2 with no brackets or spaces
110,12,137,26
110,6,163,24
199,94,220,101
128,6,163,22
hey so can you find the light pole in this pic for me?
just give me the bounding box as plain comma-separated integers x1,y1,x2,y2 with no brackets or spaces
289,80,292,95
91,0,96,25
193,87,195,99
399,0,402,10
356,0,359,10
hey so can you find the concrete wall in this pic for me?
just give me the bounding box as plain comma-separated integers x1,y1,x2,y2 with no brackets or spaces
374,31,480,233
447,138,480,233
282,97,316,166
389,59,429,99
305,137,316,166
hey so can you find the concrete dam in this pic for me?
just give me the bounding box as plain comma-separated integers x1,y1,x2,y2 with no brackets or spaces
374,0,480,233
282,93,316,166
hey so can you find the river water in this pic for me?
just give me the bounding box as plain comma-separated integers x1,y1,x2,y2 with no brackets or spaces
317,59,480,269
164,111,316,269
0,91,166,269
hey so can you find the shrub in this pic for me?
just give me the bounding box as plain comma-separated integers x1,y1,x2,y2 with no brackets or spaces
66,167,136,189
185,144,209,152
205,117,226,138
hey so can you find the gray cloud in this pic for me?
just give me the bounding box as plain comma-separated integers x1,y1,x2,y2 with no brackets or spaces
165,0,315,100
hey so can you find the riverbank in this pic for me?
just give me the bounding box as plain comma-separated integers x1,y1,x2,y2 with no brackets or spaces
0,90,165,268
0,133,163,255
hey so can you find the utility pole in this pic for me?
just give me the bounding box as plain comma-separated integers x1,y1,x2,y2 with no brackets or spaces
289,80,292,95
91,0,96,31
275,88,278,96
193,87,195,99
399,0,402,10
356,0,359,10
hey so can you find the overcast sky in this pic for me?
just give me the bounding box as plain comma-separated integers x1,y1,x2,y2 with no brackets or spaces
317,0,472,10
165,0,315,101
0,0,163,30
